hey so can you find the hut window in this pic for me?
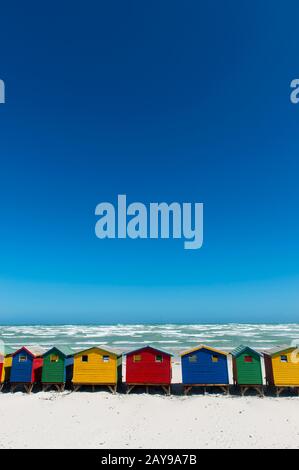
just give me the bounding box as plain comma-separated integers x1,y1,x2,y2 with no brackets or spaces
19,355,27,363
50,354,59,363
133,354,141,362
81,355,88,362
102,355,110,363
244,356,253,363
155,355,163,363
211,355,219,363
189,355,197,363
280,355,288,363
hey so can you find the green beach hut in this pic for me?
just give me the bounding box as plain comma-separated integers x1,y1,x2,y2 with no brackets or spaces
41,346,74,391
231,345,264,396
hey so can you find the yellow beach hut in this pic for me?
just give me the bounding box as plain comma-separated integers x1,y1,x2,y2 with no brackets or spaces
264,345,299,396
0,345,14,390
72,345,121,393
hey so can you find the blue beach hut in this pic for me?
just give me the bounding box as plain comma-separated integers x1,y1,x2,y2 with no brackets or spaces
10,346,44,393
180,344,229,394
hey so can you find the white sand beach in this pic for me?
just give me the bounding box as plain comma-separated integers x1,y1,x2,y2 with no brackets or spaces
0,391,299,449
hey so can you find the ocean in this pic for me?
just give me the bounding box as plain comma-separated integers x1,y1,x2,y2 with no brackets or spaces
0,323,299,353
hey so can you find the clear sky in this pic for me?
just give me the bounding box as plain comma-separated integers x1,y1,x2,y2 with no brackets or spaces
0,1,298,323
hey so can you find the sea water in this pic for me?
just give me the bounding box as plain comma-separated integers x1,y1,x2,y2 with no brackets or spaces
0,323,298,352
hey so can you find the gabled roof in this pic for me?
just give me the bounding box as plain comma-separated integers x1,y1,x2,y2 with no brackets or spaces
43,345,74,358
12,346,45,358
73,345,121,357
125,345,173,356
230,345,262,357
180,344,228,357
264,345,297,357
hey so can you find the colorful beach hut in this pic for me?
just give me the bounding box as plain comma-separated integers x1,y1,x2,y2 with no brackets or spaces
264,345,299,396
180,345,229,394
125,345,172,395
10,346,44,393
72,346,121,393
41,346,74,391
231,345,263,396
0,345,14,390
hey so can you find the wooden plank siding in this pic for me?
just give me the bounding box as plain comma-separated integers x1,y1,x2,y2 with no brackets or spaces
181,346,229,385
126,346,172,385
0,346,14,383
11,352,33,383
265,347,299,386
234,353,262,385
1,355,13,382
72,347,119,385
10,347,44,384
231,346,263,385
42,350,66,383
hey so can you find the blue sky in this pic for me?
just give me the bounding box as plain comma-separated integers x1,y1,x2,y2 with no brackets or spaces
0,1,299,323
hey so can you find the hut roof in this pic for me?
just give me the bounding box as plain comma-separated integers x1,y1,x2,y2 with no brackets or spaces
43,345,74,357
264,345,297,356
74,345,121,357
12,345,45,357
180,344,228,357
125,345,173,356
230,345,262,357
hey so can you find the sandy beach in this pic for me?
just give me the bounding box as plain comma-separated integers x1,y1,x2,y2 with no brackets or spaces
0,357,298,449
0,390,298,449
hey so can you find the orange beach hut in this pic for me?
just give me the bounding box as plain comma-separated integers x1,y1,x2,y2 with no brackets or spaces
264,345,299,395
0,344,14,390
72,345,121,393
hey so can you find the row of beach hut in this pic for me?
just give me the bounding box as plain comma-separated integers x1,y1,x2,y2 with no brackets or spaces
1,344,299,396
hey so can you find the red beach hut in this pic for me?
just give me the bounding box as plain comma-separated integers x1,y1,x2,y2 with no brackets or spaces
125,345,172,394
